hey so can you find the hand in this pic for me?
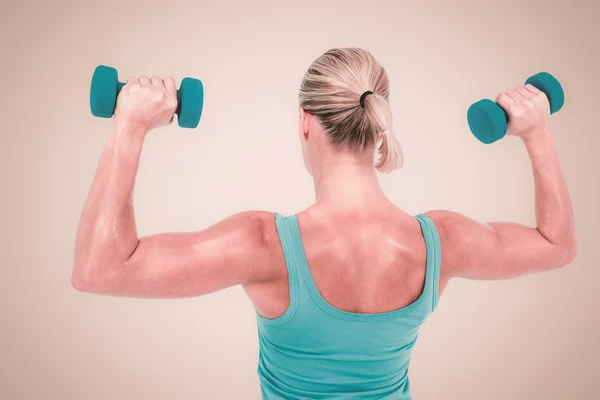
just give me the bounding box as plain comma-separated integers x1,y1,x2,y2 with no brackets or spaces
114,75,178,133
496,84,551,142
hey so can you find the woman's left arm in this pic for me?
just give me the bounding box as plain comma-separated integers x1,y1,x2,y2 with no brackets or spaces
73,76,277,298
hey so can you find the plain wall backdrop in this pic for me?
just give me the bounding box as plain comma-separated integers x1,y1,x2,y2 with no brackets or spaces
1,0,599,399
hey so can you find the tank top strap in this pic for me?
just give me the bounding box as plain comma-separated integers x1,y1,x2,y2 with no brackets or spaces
265,214,304,322
414,213,442,312
275,213,305,278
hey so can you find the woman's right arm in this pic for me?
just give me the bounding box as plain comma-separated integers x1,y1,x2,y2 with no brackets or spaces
428,85,577,281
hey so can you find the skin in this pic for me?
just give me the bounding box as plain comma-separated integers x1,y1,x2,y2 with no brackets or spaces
73,77,577,319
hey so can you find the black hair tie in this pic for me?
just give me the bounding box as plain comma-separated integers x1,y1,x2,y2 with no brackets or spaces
359,91,374,109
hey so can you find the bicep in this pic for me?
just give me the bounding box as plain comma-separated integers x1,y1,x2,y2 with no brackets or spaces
427,210,568,280
102,212,276,298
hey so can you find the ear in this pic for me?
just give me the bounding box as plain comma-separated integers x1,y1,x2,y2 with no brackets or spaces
298,106,310,141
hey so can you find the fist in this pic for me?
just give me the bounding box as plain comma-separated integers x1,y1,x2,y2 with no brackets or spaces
496,84,551,141
114,75,178,132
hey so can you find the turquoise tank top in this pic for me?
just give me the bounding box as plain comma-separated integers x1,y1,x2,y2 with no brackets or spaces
256,213,441,399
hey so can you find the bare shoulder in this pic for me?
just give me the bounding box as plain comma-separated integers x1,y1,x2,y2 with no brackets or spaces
224,210,281,252
425,209,462,249
228,211,285,281
425,209,472,232
424,209,488,243
223,210,278,243
423,210,489,279
195,210,284,284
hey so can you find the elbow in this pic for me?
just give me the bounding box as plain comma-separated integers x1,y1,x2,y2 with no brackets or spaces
561,242,578,266
71,268,99,293
71,268,96,292
550,242,578,271
71,263,118,294
559,228,578,267
538,227,578,270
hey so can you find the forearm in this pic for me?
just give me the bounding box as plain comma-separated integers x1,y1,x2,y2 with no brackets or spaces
525,129,577,260
73,121,147,283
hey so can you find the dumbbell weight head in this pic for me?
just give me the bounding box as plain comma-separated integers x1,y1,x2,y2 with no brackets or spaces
467,72,564,144
466,98,508,144
525,72,564,114
89,65,204,129
177,77,204,129
90,65,122,119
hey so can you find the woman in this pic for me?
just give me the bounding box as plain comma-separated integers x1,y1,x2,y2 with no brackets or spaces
73,48,577,399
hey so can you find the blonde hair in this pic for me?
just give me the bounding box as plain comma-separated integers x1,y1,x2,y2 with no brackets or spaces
299,48,403,173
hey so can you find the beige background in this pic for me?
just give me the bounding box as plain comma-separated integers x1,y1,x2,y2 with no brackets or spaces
1,0,599,399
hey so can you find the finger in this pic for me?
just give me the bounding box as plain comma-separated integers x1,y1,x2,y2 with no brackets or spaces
514,85,534,100
495,93,515,111
150,76,164,89
505,88,521,102
139,75,151,87
164,77,177,96
125,77,139,86
524,83,542,95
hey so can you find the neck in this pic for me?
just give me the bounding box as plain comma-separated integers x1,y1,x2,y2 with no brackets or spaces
312,153,386,209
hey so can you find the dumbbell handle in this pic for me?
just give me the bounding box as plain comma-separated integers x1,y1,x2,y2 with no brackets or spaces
114,81,184,116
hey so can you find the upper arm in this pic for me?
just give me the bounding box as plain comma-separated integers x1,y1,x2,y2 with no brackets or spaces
79,211,280,298
426,210,571,281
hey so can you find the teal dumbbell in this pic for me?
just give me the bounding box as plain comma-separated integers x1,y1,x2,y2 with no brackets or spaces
89,65,204,129
467,72,564,144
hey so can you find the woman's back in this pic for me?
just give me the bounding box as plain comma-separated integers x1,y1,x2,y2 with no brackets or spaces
255,209,441,399
252,205,432,320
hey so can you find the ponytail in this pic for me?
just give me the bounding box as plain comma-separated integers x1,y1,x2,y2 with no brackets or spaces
361,93,403,173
